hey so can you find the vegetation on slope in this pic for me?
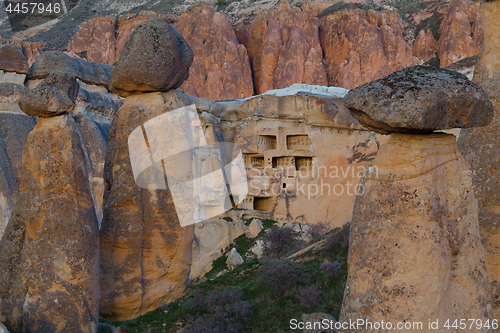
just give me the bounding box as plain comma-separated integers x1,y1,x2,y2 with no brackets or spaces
98,221,351,333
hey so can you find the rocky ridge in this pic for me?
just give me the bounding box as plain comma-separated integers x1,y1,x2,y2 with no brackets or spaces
0,0,484,100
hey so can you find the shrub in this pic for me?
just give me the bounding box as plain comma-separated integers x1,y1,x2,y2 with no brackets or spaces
263,228,296,259
257,259,310,297
184,286,252,333
297,286,321,310
309,222,330,242
325,223,350,250
320,260,342,277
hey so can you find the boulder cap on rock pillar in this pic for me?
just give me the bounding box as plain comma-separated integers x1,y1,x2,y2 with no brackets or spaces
27,50,112,88
18,71,79,117
343,65,494,134
0,44,29,75
109,17,194,97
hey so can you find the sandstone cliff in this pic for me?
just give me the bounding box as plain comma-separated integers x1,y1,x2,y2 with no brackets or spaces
458,0,500,320
341,65,495,332
0,109,100,332
175,4,254,100
320,8,412,89
59,1,485,94
246,2,328,94
341,133,495,332
437,0,483,68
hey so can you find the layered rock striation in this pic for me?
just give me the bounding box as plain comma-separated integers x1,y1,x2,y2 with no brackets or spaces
0,75,100,333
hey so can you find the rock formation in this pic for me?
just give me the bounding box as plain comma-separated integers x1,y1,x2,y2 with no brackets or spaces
343,65,493,134
0,45,29,75
100,17,196,321
190,218,248,280
109,17,193,97
320,8,412,89
67,16,118,66
0,47,35,240
0,75,99,332
66,11,177,66
0,37,42,66
18,71,79,118
413,29,438,62
24,53,120,225
215,84,386,228
175,4,254,101
340,65,495,331
438,0,483,68
226,248,244,269
27,51,113,89
114,11,176,62
458,0,500,320
474,0,500,83
246,2,328,94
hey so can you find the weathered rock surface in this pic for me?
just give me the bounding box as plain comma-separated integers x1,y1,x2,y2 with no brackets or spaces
246,218,263,238
191,218,247,280
66,12,178,66
459,74,500,320
216,87,388,228
0,45,29,75
0,37,42,66
473,0,500,83
226,248,244,269
0,71,26,86
438,0,483,68
458,0,500,321
0,85,35,240
320,8,412,89
247,2,328,94
109,17,193,97
175,4,254,100
72,107,108,224
0,83,27,111
0,133,15,240
251,239,265,258
413,29,438,62
343,65,493,134
340,133,495,332
114,11,176,62
100,89,195,321
0,114,99,333
67,16,118,66
27,51,113,88
18,72,79,118
0,112,36,185
75,84,122,123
